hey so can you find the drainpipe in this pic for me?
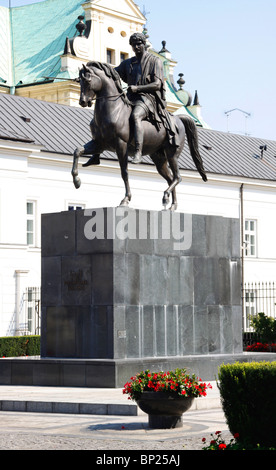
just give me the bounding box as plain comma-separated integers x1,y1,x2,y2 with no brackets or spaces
9,3,16,95
240,184,244,325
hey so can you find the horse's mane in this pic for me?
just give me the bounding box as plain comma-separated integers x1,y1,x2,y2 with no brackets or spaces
86,61,130,105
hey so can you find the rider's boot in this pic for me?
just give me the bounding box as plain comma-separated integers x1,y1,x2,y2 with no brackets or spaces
82,154,101,167
131,142,143,164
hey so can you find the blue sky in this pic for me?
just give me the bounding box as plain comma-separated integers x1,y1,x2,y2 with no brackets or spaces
1,0,276,141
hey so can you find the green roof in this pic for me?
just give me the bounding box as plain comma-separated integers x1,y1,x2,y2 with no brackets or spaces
0,0,210,129
3,0,84,87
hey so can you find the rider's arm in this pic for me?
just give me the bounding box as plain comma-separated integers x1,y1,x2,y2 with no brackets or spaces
129,78,161,94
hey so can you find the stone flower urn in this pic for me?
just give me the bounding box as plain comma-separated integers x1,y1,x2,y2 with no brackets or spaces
136,391,194,428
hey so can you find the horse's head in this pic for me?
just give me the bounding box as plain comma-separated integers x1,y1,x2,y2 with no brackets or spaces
79,64,102,107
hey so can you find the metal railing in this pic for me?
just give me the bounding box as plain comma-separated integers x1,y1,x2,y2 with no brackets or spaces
243,281,276,332
23,287,41,335
21,282,275,339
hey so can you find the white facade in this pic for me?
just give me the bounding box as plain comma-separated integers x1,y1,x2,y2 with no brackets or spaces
241,184,276,281
0,0,275,337
1,137,276,337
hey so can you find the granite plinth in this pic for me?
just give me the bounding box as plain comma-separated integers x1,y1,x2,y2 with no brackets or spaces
0,208,250,388
40,208,243,360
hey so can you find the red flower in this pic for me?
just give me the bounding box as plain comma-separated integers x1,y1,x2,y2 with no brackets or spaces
202,437,206,442
218,443,226,450
233,432,239,439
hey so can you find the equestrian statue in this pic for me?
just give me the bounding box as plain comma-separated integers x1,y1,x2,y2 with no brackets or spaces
71,32,207,211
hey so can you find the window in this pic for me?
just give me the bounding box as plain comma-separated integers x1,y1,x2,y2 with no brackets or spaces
244,219,257,257
120,52,128,62
106,49,115,64
25,287,41,335
244,290,256,331
26,201,36,246
68,203,85,211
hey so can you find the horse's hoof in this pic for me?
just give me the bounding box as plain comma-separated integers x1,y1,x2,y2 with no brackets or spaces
119,198,130,207
130,156,142,164
73,176,81,189
170,204,177,212
162,193,169,207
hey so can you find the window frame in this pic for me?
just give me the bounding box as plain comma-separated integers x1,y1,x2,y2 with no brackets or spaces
26,200,36,247
68,203,85,211
106,48,115,65
120,52,128,62
244,219,257,258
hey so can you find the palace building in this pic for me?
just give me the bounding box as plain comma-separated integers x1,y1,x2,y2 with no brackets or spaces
0,0,275,338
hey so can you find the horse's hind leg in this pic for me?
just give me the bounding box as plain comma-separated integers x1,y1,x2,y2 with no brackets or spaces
162,150,182,210
116,139,132,206
152,153,177,211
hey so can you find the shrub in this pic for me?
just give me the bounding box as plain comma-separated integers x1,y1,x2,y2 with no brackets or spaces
218,361,276,448
0,335,40,357
250,312,276,343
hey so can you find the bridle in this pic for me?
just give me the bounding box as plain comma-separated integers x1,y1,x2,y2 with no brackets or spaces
79,65,130,105
81,79,129,104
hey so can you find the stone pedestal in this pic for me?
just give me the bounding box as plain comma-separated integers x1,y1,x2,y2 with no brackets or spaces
0,207,250,388
41,207,242,363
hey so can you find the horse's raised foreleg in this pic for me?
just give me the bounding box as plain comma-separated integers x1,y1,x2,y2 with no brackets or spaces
72,147,83,189
116,140,132,206
71,140,101,189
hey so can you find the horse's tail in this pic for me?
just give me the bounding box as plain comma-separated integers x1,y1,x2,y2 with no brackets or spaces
179,115,207,182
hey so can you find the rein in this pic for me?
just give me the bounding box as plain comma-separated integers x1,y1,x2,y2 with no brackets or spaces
93,91,126,101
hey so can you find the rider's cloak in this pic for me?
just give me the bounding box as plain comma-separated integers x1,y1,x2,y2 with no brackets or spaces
115,52,180,148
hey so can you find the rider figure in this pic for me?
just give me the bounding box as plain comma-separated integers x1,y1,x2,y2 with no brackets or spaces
83,32,179,167
115,32,179,164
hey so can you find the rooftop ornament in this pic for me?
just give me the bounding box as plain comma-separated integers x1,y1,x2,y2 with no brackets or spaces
193,90,200,106
76,15,87,36
159,40,170,54
177,73,185,90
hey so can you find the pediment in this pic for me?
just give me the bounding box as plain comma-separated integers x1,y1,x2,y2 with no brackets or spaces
84,0,146,21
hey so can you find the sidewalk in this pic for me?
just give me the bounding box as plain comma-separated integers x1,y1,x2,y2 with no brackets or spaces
0,382,230,451
0,381,221,415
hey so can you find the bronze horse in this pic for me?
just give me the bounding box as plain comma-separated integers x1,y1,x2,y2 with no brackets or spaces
71,61,207,210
